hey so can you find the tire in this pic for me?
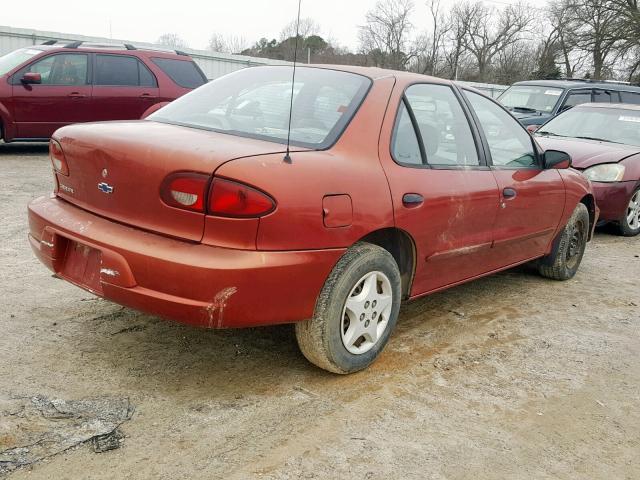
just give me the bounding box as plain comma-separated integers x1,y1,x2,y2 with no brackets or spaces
295,242,402,374
617,187,640,237
538,203,590,281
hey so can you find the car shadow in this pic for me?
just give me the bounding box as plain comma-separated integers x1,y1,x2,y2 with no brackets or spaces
0,142,49,156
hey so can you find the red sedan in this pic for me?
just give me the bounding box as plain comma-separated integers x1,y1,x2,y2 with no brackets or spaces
28,65,596,373
534,103,640,236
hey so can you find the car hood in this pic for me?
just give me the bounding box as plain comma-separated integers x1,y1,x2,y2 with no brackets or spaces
535,136,640,169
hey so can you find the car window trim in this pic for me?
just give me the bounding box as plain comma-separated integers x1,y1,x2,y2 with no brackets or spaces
389,81,489,170
460,87,543,170
9,52,92,86
92,53,158,88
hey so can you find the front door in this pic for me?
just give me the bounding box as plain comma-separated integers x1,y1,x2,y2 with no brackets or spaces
11,53,92,138
90,54,159,121
379,83,501,295
462,89,565,266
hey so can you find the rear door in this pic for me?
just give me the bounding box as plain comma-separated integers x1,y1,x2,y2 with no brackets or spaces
462,89,565,266
91,54,159,120
379,82,501,295
11,53,92,138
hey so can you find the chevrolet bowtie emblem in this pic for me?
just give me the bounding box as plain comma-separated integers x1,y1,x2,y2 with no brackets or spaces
98,182,114,194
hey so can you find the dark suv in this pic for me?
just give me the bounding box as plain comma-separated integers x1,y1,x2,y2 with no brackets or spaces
498,79,640,126
0,41,207,142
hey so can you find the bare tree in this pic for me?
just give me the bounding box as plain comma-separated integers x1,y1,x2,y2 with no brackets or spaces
358,0,417,70
414,0,451,75
156,33,189,49
280,18,321,41
457,1,534,81
208,34,249,54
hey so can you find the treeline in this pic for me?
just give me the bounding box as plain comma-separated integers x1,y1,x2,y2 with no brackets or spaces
158,0,640,84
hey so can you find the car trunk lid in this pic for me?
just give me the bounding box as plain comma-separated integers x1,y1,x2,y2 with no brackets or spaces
53,121,286,241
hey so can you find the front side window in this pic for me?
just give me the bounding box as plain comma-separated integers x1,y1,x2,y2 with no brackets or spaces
95,55,157,87
149,66,371,149
620,91,640,104
17,53,88,85
151,58,207,88
563,90,592,109
498,85,563,113
465,90,537,168
393,84,479,167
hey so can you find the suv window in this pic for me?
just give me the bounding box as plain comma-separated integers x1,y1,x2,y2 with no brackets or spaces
465,90,537,168
593,89,620,103
16,53,88,86
620,91,640,104
151,58,206,88
395,84,479,167
563,90,592,109
95,55,157,87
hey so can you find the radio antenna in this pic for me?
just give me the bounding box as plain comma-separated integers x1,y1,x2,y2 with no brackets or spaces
283,0,303,164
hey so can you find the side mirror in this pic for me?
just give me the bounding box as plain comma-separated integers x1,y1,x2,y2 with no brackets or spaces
544,150,572,169
526,124,539,133
21,72,42,85
558,104,573,113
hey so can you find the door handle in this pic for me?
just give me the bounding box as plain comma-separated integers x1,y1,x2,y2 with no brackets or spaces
503,188,517,199
68,92,86,98
139,93,153,99
402,193,424,208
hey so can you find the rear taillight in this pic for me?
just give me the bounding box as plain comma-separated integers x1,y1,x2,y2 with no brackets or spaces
208,178,275,218
50,140,69,176
160,172,210,213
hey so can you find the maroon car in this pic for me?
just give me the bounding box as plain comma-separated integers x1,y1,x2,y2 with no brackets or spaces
0,41,207,142
535,103,640,236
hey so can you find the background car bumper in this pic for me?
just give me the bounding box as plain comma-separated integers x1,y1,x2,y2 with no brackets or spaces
591,181,637,222
28,196,344,328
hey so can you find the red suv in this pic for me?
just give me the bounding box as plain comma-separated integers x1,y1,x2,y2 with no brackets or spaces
0,41,207,142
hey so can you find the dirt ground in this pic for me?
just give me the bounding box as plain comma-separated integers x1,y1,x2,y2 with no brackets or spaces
1,142,639,480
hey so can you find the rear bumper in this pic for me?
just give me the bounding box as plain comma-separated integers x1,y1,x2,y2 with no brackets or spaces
591,181,637,222
28,196,344,328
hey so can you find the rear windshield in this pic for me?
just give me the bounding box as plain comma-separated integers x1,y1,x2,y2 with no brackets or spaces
149,66,372,149
151,57,207,88
499,85,563,112
0,48,43,76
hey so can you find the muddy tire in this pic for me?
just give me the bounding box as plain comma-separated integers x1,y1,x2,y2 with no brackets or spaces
295,242,402,374
617,187,640,237
538,203,589,281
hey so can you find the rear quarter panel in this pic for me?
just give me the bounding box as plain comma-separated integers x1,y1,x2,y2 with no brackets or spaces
214,76,397,251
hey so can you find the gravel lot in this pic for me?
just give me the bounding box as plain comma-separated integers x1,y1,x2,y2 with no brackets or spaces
1,142,639,479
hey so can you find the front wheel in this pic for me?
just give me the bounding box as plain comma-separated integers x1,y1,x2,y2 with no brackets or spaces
538,203,590,281
617,187,640,237
295,242,402,374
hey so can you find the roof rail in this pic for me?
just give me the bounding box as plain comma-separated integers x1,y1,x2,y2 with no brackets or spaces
41,40,57,45
558,77,636,86
43,40,186,55
65,41,83,49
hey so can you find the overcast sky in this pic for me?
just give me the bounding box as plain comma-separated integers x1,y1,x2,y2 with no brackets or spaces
3,0,526,52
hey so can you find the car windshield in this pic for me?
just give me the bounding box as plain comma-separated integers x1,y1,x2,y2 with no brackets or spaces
538,107,640,146
499,85,563,112
149,66,372,149
0,48,43,76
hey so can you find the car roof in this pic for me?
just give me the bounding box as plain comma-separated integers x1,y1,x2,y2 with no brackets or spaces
512,79,640,92
573,102,640,112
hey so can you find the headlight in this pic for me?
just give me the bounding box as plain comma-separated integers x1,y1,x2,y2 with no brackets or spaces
582,164,625,182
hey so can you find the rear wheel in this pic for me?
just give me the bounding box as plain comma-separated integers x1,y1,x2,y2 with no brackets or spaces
538,203,589,281
295,242,402,374
617,187,640,237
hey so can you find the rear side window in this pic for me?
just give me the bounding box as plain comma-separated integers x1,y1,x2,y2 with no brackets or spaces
593,89,620,103
620,91,640,104
95,55,157,87
151,58,206,88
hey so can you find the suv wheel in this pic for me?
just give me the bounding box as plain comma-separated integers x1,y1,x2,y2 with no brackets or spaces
617,187,640,237
295,242,402,374
538,203,589,281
